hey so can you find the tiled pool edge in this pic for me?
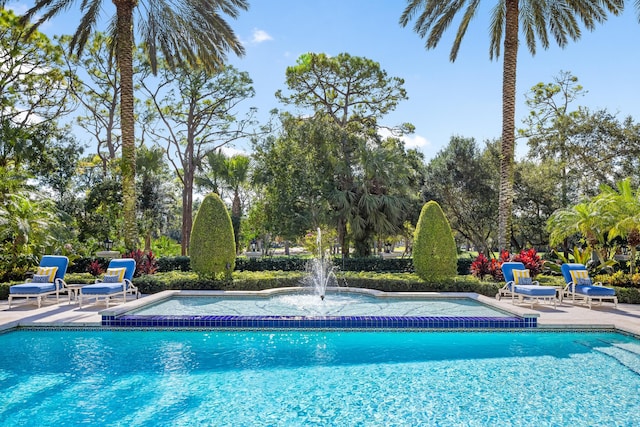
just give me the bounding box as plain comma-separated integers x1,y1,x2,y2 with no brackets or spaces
102,314,536,329
99,289,539,329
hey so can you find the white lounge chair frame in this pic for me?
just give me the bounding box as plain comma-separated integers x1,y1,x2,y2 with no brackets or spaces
79,259,139,308
561,263,618,309
8,255,69,308
496,262,557,308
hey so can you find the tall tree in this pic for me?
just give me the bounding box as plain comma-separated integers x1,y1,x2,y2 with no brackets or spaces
22,0,248,250
275,52,412,256
60,32,122,171
0,9,75,172
224,154,251,254
423,136,499,256
520,71,587,208
253,113,422,257
140,63,256,255
400,0,623,251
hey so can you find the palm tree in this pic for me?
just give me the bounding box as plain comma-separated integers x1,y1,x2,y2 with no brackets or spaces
400,0,623,251
600,179,640,274
22,0,248,250
225,155,251,254
196,152,250,253
547,198,616,266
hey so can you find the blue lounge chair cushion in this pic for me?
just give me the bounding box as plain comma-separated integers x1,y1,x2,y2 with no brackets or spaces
82,283,125,295
10,283,57,294
575,284,616,297
513,285,556,297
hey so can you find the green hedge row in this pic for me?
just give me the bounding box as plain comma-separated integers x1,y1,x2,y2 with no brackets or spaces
66,255,474,275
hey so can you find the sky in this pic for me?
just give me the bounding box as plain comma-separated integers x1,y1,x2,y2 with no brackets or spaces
7,0,640,161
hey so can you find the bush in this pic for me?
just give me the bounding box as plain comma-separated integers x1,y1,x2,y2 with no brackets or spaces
413,201,458,281
470,249,544,282
512,248,544,277
124,249,158,276
156,256,191,272
235,256,309,272
189,193,236,280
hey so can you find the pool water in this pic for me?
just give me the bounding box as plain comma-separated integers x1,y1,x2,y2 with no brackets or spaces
1,330,639,426
128,294,512,317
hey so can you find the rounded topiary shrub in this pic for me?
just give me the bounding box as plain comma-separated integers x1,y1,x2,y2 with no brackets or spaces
189,192,236,280
413,200,458,281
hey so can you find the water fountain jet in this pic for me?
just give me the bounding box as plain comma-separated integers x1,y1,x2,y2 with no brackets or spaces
303,228,339,300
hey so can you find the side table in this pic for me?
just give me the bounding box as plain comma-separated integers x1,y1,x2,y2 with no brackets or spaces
66,283,90,304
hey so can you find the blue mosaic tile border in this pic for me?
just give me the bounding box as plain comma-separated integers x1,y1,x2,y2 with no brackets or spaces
103,314,536,329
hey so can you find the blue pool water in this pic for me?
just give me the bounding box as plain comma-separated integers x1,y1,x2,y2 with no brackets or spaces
1,330,639,426
129,294,513,317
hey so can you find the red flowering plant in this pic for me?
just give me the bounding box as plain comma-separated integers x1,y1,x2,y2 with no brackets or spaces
140,250,158,275
470,251,509,281
512,248,543,277
87,260,105,277
470,253,491,280
124,249,158,277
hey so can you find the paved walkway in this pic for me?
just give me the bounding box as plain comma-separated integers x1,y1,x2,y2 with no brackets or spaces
2,293,640,336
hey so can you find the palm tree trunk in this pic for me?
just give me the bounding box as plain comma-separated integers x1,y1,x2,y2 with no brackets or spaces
497,0,519,252
114,0,137,250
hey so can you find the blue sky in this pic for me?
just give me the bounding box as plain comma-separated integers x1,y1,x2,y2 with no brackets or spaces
8,0,640,160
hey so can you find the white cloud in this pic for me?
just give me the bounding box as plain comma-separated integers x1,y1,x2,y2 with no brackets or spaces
220,145,249,157
378,128,430,149
251,29,273,44
402,134,430,149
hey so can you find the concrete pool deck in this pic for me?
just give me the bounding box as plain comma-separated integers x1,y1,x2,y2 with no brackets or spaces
1,293,640,335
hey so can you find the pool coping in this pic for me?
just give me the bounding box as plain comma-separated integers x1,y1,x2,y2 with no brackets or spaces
100,288,540,330
4,289,639,335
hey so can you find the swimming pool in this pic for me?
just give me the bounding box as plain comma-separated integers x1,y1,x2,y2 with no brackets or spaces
103,289,537,329
1,329,639,426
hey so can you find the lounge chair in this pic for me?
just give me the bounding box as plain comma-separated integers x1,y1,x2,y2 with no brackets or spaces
79,258,139,308
560,263,617,309
8,255,69,308
496,261,557,308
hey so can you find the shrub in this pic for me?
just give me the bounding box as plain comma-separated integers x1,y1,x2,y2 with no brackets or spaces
124,249,158,276
157,256,191,272
87,260,105,277
512,248,543,277
189,193,236,280
413,200,458,281
470,254,492,280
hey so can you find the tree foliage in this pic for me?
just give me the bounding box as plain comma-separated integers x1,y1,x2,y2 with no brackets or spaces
61,32,122,169
189,193,235,280
275,52,416,256
141,63,256,255
413,200,458,281
22,0,249,250
423,136,498,255
400,0,623,251
0,10,75,172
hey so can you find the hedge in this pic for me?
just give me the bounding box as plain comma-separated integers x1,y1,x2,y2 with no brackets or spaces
64,255,474,275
